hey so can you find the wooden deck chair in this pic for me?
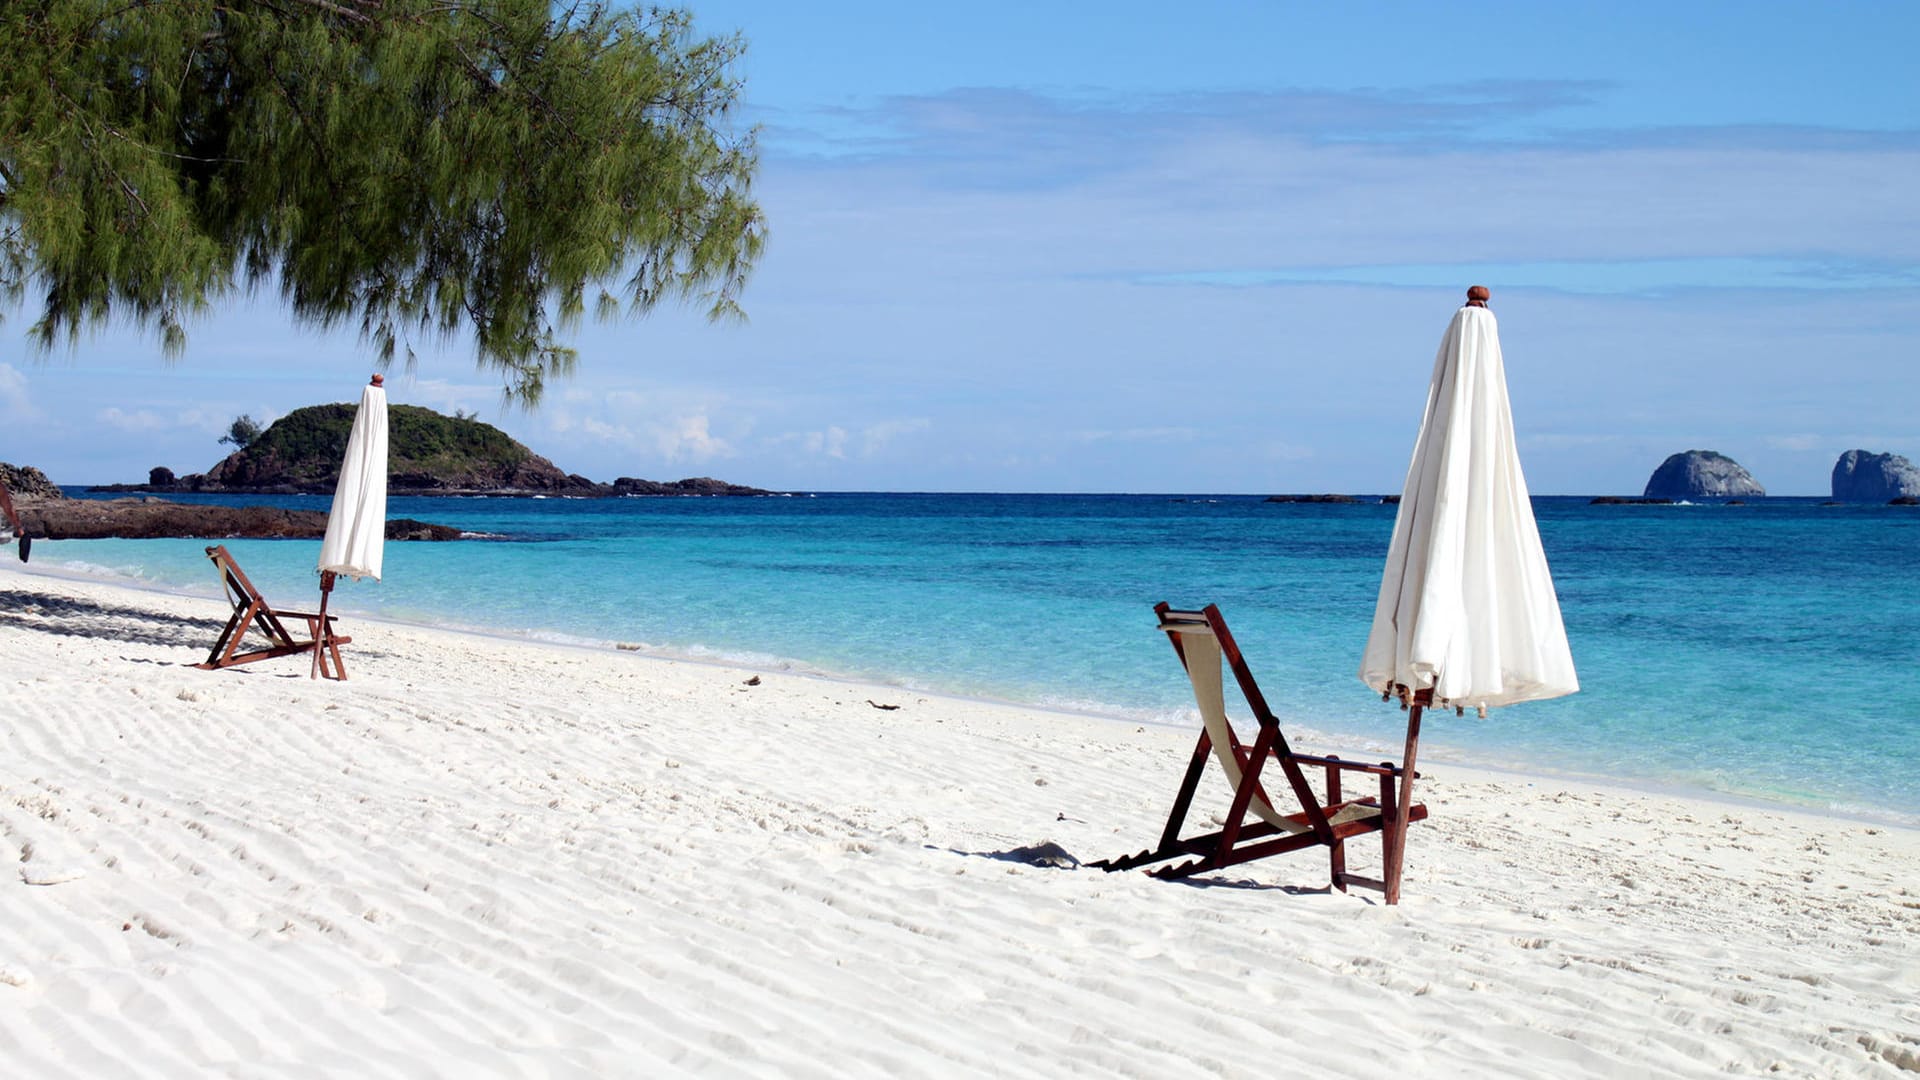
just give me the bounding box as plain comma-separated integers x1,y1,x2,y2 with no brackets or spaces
195,545,352,679
1091,603,1427,901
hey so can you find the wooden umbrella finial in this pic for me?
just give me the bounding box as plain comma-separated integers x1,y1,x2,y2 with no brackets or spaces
370,373,385,386
1466,285,1491,307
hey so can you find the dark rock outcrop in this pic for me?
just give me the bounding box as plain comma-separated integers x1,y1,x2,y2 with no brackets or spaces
1591,496,1677,505
1643,451,1764,499
13,496,460,542
1,462,65,500
611,476,772,497
1264,494,1360,504
1831,450,1920,502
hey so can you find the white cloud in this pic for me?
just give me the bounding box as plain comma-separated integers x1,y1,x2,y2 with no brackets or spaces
580,416,634,445
654,414,734,463
97,407,173,433
860,418,930,456
401,377,500,420
1523,433,1629,449
1070,426,1197,444
800,426,848,459
1764,433,1826,453
0,363,35,421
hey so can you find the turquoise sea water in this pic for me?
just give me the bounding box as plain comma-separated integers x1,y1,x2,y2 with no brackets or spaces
33,491,1920,823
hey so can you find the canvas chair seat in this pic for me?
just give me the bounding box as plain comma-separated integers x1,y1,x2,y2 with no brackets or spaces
195,545,351,679
1092,603,1426,901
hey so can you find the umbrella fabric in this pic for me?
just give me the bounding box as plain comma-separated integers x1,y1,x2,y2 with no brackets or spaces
318,382,389,581
1359,304,1577,712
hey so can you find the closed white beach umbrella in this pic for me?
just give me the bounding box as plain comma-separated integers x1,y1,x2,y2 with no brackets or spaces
1360,287,1577,711
319,375,390,582
311,374,388,678
1359,287,1576,901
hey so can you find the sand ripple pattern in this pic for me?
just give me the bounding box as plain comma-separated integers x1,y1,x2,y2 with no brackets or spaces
2,570,1918,1077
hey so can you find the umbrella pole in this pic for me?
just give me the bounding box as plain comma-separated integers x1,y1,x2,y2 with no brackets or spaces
1387,692,1425,905
312,571,335,680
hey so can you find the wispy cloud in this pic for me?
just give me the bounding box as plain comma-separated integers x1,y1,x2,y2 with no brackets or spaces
758,83,1920,306
858,417,931,456
1766,433,1920,454
771,418,929,460
0,363,36,422
1135,258,1920,297
1070,426,1197,444
96,405,227,435
654,414,734,463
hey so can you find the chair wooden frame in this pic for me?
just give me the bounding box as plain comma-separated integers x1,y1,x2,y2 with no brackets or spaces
1092,603,1427,902
195,545,351,679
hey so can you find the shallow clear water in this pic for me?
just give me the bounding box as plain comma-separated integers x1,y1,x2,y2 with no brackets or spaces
38,491,1920,821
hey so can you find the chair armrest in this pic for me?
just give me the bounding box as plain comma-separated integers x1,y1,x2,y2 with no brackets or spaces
1295,753,1419,780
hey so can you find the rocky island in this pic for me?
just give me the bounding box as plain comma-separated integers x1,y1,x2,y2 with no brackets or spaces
3,405,775,543
1831,450,1920,502
96,404,775,499
1643,450,1765,499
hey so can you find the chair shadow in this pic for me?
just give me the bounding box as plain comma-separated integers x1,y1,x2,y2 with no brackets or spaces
934,839,1376,900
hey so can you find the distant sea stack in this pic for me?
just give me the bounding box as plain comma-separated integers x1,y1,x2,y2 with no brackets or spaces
1831,450,1920,501
1643,451,1765,499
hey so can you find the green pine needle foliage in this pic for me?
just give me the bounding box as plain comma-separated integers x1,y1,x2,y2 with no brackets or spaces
0,1,764,403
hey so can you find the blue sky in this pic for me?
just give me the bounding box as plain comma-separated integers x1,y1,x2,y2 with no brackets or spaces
4,1,1916,494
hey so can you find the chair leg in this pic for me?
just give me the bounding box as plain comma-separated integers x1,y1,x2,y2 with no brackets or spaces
1325,765,1347,892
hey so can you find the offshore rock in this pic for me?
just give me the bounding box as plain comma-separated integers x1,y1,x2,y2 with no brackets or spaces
1643,451,1765,499
1831,450,1920,501
612,476,773,497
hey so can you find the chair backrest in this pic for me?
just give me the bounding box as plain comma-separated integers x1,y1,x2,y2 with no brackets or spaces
205,545,298,648
1157,605,1295,831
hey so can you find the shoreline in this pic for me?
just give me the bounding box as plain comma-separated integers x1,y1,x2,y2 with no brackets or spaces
6,556,1912,832
10,555,1912,831
4,561,1919,1075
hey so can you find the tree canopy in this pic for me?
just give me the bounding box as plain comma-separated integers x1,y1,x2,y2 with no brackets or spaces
220,414,264,448
0,1,764,403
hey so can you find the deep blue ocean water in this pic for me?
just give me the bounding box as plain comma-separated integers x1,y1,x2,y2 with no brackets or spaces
34,490,1920,823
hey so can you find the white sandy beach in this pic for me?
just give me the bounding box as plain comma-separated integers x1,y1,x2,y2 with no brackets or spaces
2,561,1917,1077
